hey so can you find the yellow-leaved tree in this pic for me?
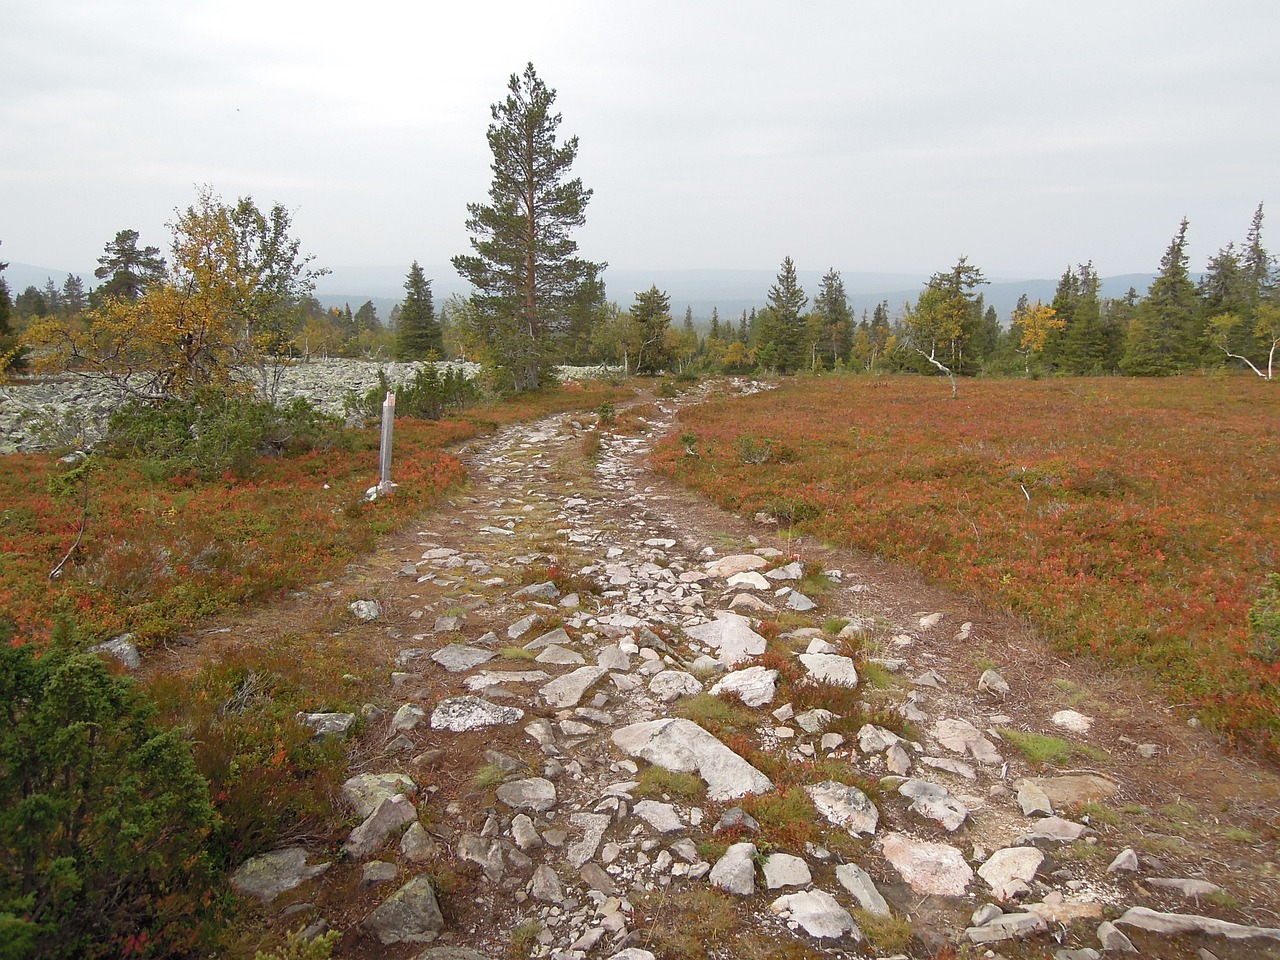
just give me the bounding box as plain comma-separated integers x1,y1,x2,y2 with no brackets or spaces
1011,299,1064,375
25,187,326,402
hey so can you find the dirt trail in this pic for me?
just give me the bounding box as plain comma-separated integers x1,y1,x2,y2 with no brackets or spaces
163,380,1280,960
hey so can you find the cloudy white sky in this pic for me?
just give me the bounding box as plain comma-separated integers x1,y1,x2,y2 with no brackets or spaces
3,0,1277,290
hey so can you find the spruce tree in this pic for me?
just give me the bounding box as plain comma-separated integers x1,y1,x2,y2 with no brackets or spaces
813,267,853,366
762,256,808,373
396,261,443,360
1121,219,1202,375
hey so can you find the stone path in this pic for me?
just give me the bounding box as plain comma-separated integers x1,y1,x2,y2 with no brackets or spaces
228,382,1280,960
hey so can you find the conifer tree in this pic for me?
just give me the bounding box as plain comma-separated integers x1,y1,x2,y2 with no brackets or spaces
813,267,853,366
760,256,808,373
396,261,442,360
93,229,166,302
1121,219,1202,375
452,63,603,391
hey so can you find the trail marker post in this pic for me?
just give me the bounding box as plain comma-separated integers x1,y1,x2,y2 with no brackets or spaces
377,391,397,496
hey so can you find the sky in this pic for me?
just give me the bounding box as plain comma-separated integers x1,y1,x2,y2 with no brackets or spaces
3,0,1278,294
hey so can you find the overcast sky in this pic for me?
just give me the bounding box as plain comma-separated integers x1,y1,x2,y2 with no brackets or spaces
3,0,1278,289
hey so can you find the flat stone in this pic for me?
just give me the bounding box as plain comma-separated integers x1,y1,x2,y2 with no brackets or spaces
727,570,771,590
857,724,902,754
612,718,773,801
705,554,769,578
881,832,973,896
457,834,504,881
392,703,427,733
596,645,631,670
431,644,497,672
514,581,560,600
567,812,611,868
1107,848,1140,873
797,653,858,687
529,864,563,902
362,860,398,886
344,794,418,860
230,847,331,903
766,561,804,581
786,591,817,612
794,708,836,733
835,863,890,916
900,779,969,831
579,861,619,896
342,773,417,819
523,626,571,650
534,644,586,665
710,666,778,707
1115,906,1280,942
966,911,1049,944
363,875,444,944
1018,816,1087,843
634,799,684,833
539,665,608,708
607,951,657,960
495,777,557,813
430,697,524,732
1097,920,1137,952
920,756,977,779
1026,895,1103,924
433,615,464,634
1026,773,1119,807
464,670,549,691
709,842,757,895
770,890,860,940
978,847,1045,901
400,822,440,863
932,718,1003,765
806,780,879,836
685,612,768,666
763,853,812,889
648,670,703,702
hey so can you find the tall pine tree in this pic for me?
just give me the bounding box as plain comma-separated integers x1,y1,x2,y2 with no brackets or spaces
760,256,808,373
1121,219,1202,375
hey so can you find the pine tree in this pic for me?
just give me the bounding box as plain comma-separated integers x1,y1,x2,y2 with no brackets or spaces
1121,219,1202,375
93,229,166,302
630,285,674,374
1057,263,1108,374
60,274,88,316
0,246,10,339
452,62,603,391
396,261,442,360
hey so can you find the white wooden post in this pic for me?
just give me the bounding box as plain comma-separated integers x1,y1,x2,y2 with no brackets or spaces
378,391,396,494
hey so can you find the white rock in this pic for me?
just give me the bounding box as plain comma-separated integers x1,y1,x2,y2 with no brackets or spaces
709,842,757,895
539,666,608,708
634,800,684,833
710,666,778,707
429,696,524,732
881,832,973,896
727,571,771,590
495,777,557,813
763,853,812,889
1051,709,1093,733
806,780,879,836
797,653,859,687
835,863,890,916
685,613,768,666
769,889,860,940
647,670,703,702
705,554,768,578
612,719,773,801
342,773,416,819
977,847,1045,901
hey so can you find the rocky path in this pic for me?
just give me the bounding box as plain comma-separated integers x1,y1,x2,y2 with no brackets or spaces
221,381,1280,960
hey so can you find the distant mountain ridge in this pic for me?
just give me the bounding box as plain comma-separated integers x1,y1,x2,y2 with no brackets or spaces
6,260,1162,327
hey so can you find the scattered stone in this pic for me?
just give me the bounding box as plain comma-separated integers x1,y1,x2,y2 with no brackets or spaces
349,600,382,621
634,800,684,833
763,853,812,889
794,709,836,733
932,718,1003,764
1136,743,1160,759
230,847,331,903
430,697,524,732
919,613,944,630
1018,816,1088,844
342,773,416,819
431,644,497,672
1027,773,1119,807
770,889,860,940
579,861,619,895
648,670,703,702
727,570,771,590
392,703,427,733
835,863,890,917
1096,920,1137,952
362,861,398,886
534,644,586,665
529,864,564,902
709,842,757,896
705,555,768,578
881,833,973,896
363,875,444,944
857,724,902,754
88,635,141,669
613,719,773,801
1017,780,1054,818
978,847,1045,901
495,777,557,813
1051,709,1093,734
887,743,912,774
978,669,1010,696
539,666,608,708
966,911,1049,944
920,756,977,779
1115,907,1280,942
685,613,768,666
786,591,817,612
1026,894,1103,924
457,834,504,881
900,779,969,831
567,812,611,868
296,711,356,739
797,653,859,687
400,822,440,863
524,626,572,649
344,794,418,860
806,780,879,836
514,581,560,600
913,668,947,687
709,666,778,707
433,615,464,633
607,949,656,960
713,807,761,834
1107,848,1140,873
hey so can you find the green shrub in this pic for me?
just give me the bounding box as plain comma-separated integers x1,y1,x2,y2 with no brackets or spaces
106,387,344,479
345,366,478,424
1248,573,1280,665
0,621,215,958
